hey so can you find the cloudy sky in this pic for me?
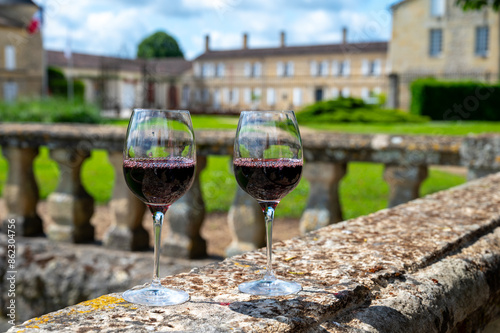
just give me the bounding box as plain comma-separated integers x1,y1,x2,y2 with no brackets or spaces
32,0,396,60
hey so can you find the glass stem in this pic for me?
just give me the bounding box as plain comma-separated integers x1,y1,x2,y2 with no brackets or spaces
261,202,278,281
151,210,165,288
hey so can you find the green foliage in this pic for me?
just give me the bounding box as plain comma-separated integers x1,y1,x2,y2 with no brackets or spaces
137,31,184,59
455,0,500,11
48,66,85,100
410,79,500,121
0,98,101,124
296,97,429,124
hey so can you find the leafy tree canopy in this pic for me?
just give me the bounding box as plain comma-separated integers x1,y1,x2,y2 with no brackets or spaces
137,31,184,59
456,0,500,11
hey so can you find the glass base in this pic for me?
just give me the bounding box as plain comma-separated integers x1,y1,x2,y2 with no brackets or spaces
123,283,189,306
238,278,301,296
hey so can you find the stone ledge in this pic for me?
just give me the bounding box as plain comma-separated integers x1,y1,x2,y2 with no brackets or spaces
8,173,500,332
0,123,464,165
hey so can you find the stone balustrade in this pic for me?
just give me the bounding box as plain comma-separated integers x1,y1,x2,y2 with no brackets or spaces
7,172,500,332
1,124,499,258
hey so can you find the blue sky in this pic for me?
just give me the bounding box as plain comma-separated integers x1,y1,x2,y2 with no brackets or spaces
32,0,396,60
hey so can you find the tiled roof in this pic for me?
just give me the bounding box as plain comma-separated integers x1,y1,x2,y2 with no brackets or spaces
47,51,192,76
195,41,388,61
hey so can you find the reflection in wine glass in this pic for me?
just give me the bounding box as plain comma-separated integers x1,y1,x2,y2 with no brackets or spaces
233,110,303,296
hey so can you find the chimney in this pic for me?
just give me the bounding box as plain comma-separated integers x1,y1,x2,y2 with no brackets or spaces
205,34,210,52
280,31,286,47
342,27,348,44
242,33,248,49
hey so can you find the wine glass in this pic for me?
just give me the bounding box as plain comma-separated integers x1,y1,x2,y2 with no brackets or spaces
122,109,196,306
233,110,303,296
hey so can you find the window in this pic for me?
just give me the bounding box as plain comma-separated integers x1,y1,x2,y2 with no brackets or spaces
332,60,340,76
213,89,221,108
341,60,350,77
277,61,294,77
243,88,252,104
3,81,18,102
253,62,262,77
361,87,370,102
202,88,210,103
476,26,489,57
216,62,225,77
231,88,239,104
319,61,328,76
202,63,214,77
5,45,15,70
285,61,294,77
331,88,339,99
244,62,252,77
310,60,318,77
181,85,190,108
253,88,262,103
431,0,445,17
341,87,350,98
293,88,302,106
429,29,443,57
267,88,276,106
362,59,383,76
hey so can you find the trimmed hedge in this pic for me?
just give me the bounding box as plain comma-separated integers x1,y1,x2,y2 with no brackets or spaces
410,79,500,121
297,97,429,124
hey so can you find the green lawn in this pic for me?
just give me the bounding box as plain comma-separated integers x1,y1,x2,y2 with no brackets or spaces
0,116,480,220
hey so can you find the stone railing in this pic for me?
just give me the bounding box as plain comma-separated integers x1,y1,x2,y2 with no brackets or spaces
1,123,499,258
7,172,500,332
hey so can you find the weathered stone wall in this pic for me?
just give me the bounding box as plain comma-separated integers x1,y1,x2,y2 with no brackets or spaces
6,173,500,332
0,235,215,323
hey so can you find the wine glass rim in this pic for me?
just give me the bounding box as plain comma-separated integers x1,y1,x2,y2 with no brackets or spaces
133,108,191,113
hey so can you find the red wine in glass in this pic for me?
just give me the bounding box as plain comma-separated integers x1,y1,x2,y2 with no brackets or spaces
123,157,195,206
233,158,302,201
233,110,303,296
122,109,195,306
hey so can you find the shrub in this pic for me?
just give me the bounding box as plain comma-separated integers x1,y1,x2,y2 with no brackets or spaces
410,79,500,121
296,97,429,124
0,98,102,124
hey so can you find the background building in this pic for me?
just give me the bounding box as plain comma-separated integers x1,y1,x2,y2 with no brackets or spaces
389,0,500,109
187,31,388,112
0,0,43,101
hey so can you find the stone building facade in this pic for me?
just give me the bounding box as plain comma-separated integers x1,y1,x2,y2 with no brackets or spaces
48,51,191,113
187,32,388,112
389,0,500,109
0,0,43,101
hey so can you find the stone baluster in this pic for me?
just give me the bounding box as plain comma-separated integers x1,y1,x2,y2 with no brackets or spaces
225,187,265,257
225,154,265,257
299,162,347,234
47,148,94,243
1,146,43,236
103,151,148,251
163,155,207,259
383,165,428,208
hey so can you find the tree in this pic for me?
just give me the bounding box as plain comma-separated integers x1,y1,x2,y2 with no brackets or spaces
137,31,184,59
455,0,500,11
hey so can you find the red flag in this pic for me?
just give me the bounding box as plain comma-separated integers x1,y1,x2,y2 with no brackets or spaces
27,10,42,34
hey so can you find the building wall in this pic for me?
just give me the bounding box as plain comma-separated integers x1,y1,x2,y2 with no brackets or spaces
390,0,500,109
190,50,388,111
0,25,43,101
